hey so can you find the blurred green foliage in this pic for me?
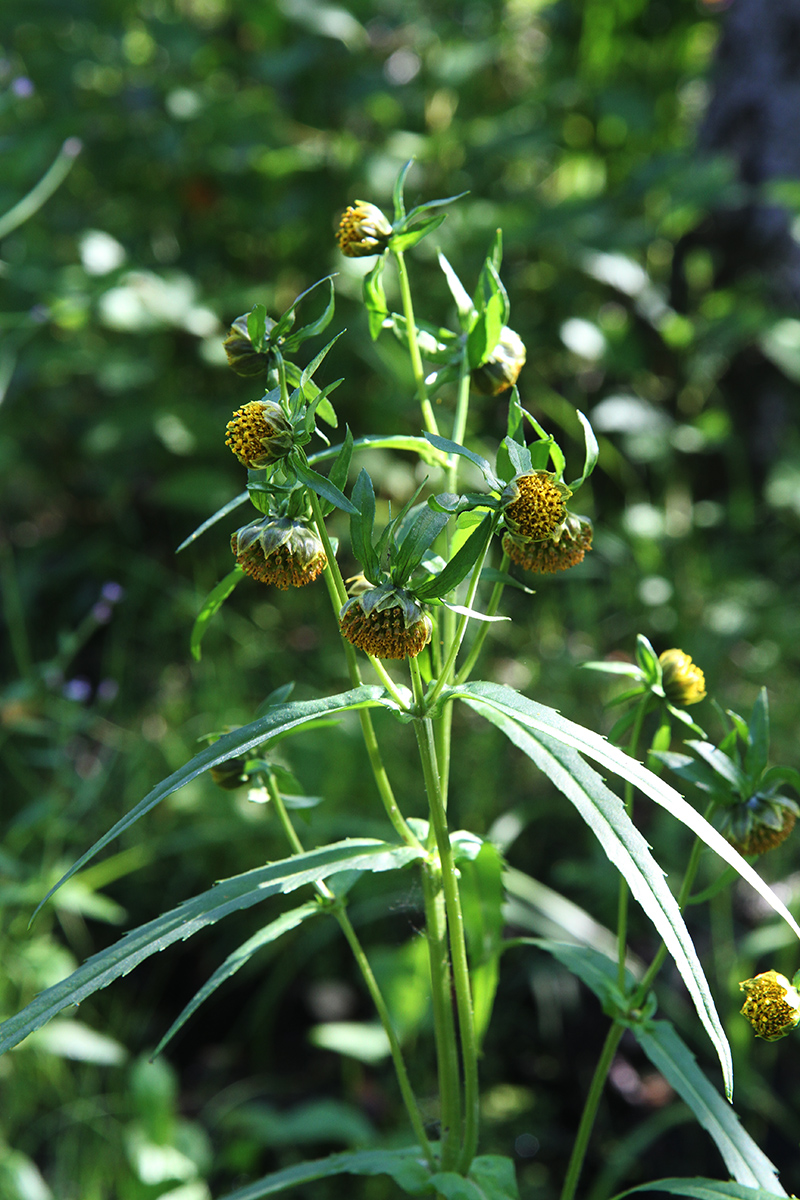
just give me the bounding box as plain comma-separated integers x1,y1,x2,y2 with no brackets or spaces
3,0,800,1196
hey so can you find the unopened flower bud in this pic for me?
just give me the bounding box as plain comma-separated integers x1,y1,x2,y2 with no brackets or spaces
504,513,592,574
232,518,327,589
223,314,277,376
210,756,250,789
658,648,706,707
225,400,294,468
739,969,800,1041
470,327,527,395
337,201,393,257
339,584,432,660
502,471,572,542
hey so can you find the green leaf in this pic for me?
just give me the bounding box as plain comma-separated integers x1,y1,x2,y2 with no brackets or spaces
390,212,448,253
429,1155,520,1200
152,902,320,1057
271,276,333,344
299,330,345,401
176,491,249,553
391,508,450,585
459,692,734,1098
460,844,506,1049
635,1022,787,1192
528,938,632,1010
496,436,532,484
745,688,770,780
309,434,449,470
479,568,535,595
281,277,335,352
214,1146,431,1199
452,682,800,944
635,634,661,680
31,687,394,919
566,409,599,490
423,433,498,486
467,291,505,369
190,567,245,662
247,304,268,351
292,458,358,515
686,741,748,797
322,426,354,516
416,516,494,601
0,840,423,1056
438,251,475,328
349,469,381,580
581,660,645,679
393,161,414,222
363,256,388,340
611,1183,787,1200
403,191,469,226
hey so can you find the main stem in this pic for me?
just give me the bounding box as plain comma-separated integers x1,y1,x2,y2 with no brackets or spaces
411,658,480,1172
616,697,650,989
393,248,439,437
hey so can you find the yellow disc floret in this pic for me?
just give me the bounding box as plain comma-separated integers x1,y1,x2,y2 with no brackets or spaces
739,969,800,1041
504,515,592,574
339,585,432,660
503,472,571,542
337,201,393,257
225,401,292,469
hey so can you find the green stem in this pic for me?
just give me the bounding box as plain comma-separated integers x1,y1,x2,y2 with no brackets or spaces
410,659,480,1172
307,494,419,850
265,773,434,1166
0,137,81,241
616,696,649,990
454,553,509,686
421,864,462,1169
424,531,496,713
393,248,439,437
559,1023,624,1200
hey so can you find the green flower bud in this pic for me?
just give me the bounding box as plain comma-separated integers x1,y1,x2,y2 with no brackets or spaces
223,314,277,376
232,518,327,589
337,201,393,257
470,326,527,395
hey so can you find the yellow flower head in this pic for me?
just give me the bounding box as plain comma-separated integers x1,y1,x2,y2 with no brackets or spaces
231,519,327,589
658,648,706,706
224,400,293,469
739,969,800,1041
504,514,592,574
339,586,432,660
337,201,393,257
470,327,527,396
502,472,572,542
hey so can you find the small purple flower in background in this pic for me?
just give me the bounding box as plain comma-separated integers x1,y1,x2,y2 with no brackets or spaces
11,77,34,97
101,581,125,604
91,601,113,624
63,678,92,703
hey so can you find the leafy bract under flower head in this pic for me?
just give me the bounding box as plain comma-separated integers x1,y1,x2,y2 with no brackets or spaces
225,400,294,469
337,202,393,258
231,517,327,589
739,969,800,1041
223,313,277,376
504,513,592,574
339,583,432,660
658,648,706,707
502,471,571,542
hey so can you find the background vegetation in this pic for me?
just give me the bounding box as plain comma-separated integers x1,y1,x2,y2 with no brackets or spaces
3,1,800,1197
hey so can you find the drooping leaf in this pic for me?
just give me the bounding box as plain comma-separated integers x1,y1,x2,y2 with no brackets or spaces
32,686,395,918
152,902,320,1057
215,1146,431,1199
0,840,424,1056
176,491,249,553
460,695,733,1098
292,458,358,515
452,683,800,942
190,567,245,662
611,1183,787,1200
423,433,498,486
309,434,449,470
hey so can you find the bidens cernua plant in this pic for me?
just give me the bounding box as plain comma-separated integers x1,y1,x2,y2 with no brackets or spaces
3,164,800,1200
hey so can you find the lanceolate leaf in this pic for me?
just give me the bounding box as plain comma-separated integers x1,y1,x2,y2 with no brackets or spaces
32,686,394,918
531,942,786,1194
452,682,800,944
423,433,498,485
461,696,734,1098
292,458,358,515
190,567,245,662
152,902,320,1057
0,840,424,1056
216,1147,431,1199
415,516,494,601
176,491,249,553
611,1183,787,1200
636,1022,787,1192
309,434,449,470
349,469,381,580
567,409,599,490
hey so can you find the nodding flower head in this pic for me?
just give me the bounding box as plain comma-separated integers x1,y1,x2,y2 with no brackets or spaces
337,201,393,257
504,513,592,574
210,756,250,790
502,471,571,543
658,648,706,707
339,583,432,660
225,400,294,469
723,797,797,858
231,518,327,589
739,969,800,1041
471,327,527,396
223,314,277,376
